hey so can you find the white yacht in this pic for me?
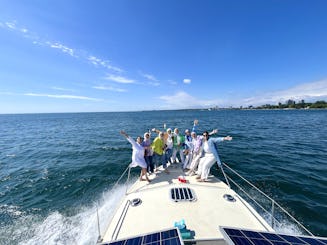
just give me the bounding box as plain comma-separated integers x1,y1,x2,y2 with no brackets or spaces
96,163,326,245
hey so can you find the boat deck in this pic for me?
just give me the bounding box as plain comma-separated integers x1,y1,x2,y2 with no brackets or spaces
101,163,273,243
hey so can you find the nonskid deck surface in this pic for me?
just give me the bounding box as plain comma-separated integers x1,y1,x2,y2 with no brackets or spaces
101,163,273,243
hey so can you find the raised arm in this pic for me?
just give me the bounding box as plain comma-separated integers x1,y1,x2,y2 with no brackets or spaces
209,129,218,135
120,130,128,138
192,119,199,133
211,135,232,144
223,136,232,141
120,130,138,147
151,128,160,134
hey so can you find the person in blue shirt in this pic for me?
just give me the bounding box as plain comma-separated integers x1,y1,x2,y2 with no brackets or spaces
196,131,232,182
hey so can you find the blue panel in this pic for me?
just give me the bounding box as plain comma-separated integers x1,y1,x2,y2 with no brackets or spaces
107,241,125,245
260,233,285,242
317,239,327,245
229,236,254,245
279,234,306,244
106,228,182,245
250,238,274,245
125,236,142,245
243,231,265,239
143,233,160,243
221,227,327,245
162,237,182,245
224,228,244,236
143,241,161,245
269,241,290,245
146,242,160,245
298,237,325,245
161,229,178,239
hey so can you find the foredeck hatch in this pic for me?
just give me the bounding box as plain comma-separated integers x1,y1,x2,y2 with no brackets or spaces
170,187,196,202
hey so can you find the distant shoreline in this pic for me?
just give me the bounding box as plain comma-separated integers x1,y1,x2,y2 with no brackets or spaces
1,107,327,115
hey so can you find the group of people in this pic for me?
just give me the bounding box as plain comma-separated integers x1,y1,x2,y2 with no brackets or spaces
120,120,232,182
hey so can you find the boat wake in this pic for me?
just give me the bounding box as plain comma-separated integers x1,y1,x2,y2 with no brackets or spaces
1,184,129,245
262,213,303,236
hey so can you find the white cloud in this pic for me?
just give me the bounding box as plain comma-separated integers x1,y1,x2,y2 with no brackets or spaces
159,92,195,107
1,21,123,73
1,21,34,39
139,72,160,86
242,79,327,106
88,56,123,73
105,74,135,84
5,21,16,30
157,79,327,109
50,87,75,92
93,85,126,92
159,91,222,109
183,78,191,84
47,41,76,57
24,93,103,101
140,72,158,82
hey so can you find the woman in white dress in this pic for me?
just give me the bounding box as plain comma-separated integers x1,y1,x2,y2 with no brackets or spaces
120,131,150,182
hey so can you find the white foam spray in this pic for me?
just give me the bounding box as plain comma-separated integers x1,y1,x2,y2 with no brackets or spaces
2,183,130,245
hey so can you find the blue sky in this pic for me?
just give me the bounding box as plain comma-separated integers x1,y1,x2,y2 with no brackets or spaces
1,0,327,113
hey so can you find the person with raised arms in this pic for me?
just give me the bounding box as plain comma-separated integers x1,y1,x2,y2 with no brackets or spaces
120,130,150,182
196,131,232,182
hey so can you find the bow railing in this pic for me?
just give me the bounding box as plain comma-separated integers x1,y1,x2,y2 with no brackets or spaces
221,162,313,236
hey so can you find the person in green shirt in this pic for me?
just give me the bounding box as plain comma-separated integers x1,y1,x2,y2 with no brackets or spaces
152,131,169,173
172,128,185,165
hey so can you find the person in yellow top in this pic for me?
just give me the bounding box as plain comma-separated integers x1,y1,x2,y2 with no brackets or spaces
151,131,169,173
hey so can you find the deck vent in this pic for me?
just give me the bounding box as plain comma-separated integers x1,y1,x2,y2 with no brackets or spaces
170,187,196,202
130,198,142,207
223,194,236,202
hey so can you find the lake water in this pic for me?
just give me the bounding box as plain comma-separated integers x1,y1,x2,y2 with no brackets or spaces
0,110,326,244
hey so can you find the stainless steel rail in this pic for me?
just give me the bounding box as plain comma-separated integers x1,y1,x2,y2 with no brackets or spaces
97,165,131,243
111,200,131,241
112,165,131,191
222,162,314,236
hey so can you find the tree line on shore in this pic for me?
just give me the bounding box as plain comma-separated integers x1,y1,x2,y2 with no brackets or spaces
245,99,327,109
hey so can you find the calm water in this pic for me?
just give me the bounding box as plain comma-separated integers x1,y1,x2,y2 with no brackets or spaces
0,110,326,244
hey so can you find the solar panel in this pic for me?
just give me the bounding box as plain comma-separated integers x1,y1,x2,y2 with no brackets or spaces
102,227,184,245
220,227,327,245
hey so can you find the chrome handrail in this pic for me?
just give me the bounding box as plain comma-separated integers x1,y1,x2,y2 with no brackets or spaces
219,164,230,187
112,165,131,192
111,199,131,241
97,165,131,243
221,162,314,236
